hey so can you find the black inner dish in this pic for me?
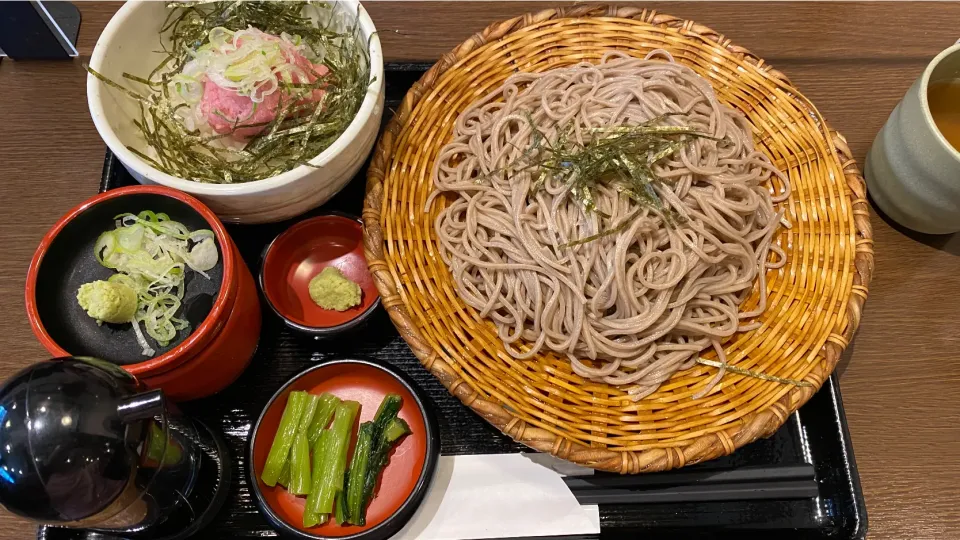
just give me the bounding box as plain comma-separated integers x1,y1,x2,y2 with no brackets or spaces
35,193,223,365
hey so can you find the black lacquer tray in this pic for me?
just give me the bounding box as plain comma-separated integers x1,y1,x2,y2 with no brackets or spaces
42,62,866,540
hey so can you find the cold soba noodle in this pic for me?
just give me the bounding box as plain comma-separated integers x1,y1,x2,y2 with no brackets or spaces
428,51,790,399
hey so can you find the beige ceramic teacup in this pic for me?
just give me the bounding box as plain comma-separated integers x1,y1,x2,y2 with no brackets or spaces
866,41,960,234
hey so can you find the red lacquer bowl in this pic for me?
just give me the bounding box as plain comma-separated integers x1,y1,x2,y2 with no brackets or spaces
260,214,380,337
25,185,261,401
249,359,439,539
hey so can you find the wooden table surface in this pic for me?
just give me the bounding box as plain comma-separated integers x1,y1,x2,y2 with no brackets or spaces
1,2,959,538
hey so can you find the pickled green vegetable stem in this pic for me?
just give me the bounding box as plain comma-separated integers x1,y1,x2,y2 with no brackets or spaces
261,390,308,486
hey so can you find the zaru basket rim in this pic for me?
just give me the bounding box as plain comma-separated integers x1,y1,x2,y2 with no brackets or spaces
362,5,874,473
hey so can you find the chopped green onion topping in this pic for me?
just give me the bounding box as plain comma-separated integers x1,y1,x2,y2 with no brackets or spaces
92,210,218,355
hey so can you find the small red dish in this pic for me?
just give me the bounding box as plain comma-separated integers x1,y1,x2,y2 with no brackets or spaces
249,359,439,540
261,214,380,336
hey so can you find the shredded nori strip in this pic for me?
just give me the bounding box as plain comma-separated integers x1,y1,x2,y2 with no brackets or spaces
469,110,711,247
86,1,372,183
696,358,814,388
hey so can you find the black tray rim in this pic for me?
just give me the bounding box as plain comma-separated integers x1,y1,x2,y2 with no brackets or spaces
76,60,867,540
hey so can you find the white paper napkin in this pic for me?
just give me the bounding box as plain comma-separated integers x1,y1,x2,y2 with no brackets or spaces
391,453,600,540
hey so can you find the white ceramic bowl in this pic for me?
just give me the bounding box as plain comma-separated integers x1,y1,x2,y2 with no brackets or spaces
87,1,384,224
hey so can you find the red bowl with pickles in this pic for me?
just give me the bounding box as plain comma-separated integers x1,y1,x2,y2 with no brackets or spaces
249,359,439,539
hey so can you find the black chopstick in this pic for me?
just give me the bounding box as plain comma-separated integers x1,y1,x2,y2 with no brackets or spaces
564,464,818,505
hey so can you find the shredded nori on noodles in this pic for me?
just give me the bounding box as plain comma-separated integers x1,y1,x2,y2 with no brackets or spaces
467,111,713,247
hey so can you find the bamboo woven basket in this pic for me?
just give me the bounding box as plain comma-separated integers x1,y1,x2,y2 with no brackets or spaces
362,5,874,473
